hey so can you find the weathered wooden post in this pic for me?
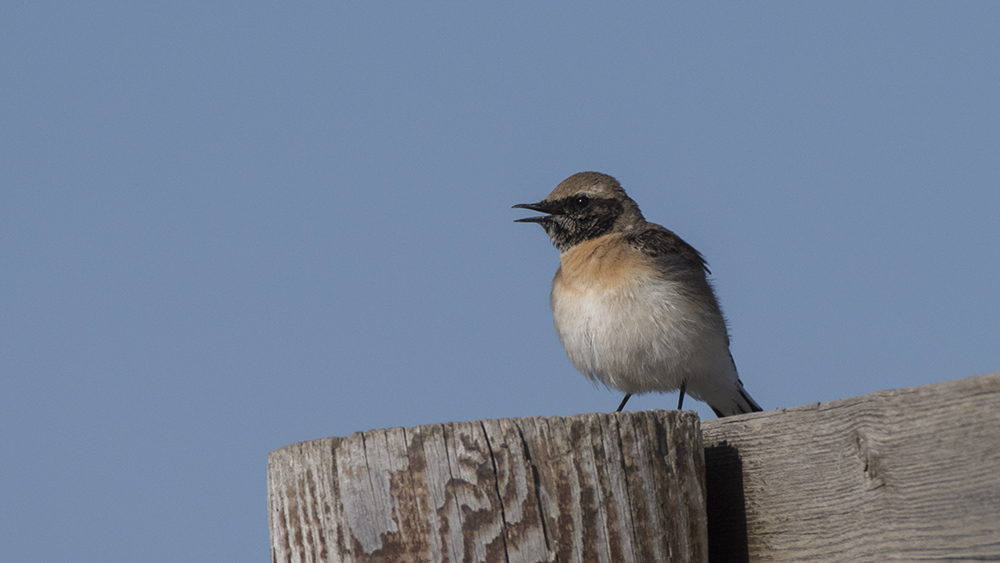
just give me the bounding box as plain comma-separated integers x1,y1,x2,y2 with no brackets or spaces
268,410,707,563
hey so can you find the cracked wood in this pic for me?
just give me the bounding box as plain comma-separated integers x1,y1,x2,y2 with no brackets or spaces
268,410,707,563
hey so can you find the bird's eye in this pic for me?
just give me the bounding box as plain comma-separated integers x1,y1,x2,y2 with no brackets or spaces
574,195,590,208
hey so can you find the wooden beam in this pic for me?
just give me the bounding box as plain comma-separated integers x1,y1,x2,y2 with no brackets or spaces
702,372,1000,562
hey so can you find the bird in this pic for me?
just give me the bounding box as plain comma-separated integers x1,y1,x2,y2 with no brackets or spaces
513,172,762,417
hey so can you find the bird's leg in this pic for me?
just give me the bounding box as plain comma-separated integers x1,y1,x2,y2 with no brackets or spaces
677,381,687,410
616,394,632,412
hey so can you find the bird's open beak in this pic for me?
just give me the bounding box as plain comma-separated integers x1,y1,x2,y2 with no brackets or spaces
512,201,558,223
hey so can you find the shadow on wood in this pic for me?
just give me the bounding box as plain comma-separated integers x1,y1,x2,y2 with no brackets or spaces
704,442,749,563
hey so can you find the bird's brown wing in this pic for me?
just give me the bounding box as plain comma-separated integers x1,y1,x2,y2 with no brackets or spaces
627,224,711,276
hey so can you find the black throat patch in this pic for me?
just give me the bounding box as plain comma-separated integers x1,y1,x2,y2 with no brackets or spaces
542,196,624,252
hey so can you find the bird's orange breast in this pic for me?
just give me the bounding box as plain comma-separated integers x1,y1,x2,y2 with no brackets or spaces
553,233,655,295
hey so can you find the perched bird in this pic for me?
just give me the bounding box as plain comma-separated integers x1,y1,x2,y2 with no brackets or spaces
513,172,761,417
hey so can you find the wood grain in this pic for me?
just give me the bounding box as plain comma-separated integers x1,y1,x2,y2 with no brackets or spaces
268,410,707,563
702,372,1000,562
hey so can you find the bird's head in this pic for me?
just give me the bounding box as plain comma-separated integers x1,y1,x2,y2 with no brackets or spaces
513,172,644,252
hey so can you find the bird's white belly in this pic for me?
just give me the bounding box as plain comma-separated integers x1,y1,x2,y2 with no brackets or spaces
551,276,731,395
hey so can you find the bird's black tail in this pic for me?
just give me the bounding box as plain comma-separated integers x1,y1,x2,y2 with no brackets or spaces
710,380,762,418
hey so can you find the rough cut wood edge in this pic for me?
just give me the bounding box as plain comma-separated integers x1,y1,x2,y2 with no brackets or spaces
268,410,707,563
702,371,1000,563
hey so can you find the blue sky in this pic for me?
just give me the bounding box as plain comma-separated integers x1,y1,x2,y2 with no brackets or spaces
3,3,998,561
